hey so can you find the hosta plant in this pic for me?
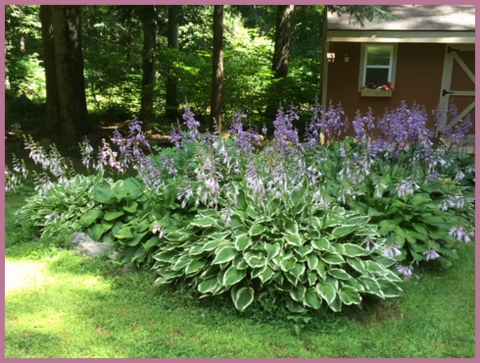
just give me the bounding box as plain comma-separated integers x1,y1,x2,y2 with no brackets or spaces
152,186,403,313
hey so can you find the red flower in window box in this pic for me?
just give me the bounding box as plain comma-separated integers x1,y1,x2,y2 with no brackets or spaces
364,81,394,92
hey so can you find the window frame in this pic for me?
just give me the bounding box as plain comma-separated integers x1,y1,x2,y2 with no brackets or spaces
358,43,398,91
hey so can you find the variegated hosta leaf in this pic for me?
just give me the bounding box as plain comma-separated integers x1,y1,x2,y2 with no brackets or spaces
290,284,306,302
232,286,255,312
311,237,330,251
190,217,217,228
257,266,275,284
285,232,304,247
234,234,253,251
320,252,345,265
346,257,367,274
222,266,247,287
265,242,281,260
198,276,219,294
304,288,322,309
244,251,267,269
331,225,356,238
338,286,362,305
343,243,368,257
279,255,297,272
316,282,336,305
249,223,266,236
327,268,352,280
294,245,313,258
211,246,237,265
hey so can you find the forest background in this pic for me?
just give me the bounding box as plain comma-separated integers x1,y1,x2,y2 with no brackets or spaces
5,5,389,146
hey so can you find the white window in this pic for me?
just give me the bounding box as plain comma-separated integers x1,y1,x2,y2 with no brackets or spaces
359,44,397,90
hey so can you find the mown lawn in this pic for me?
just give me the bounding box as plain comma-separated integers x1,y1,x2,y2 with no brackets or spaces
4,192,476,358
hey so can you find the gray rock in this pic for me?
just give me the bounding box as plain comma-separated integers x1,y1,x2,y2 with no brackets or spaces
70,232,94,247
76,241,113,258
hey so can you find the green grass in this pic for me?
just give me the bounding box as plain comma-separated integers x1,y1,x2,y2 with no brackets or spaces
4,192,476,358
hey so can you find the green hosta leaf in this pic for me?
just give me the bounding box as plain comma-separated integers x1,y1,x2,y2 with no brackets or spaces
246,206,259,219
80,209,102,226
285,221,299,235
327,297,343,312
346,257,366,274
265,242,281,260
307,271,318,286
377,279,403,298
257,266,275,284
331,225,356,239
304,288,322,309
234,234,253,251
368,207,384,217
295,245,313,258
316,282,336,305
143,237,159,252
244,252,267,269
411,192,432,206
309,217,322,232
222,266,247,287
343,243,368,257
306,254,319,270
286,299,305,313
290,284,306,302
123,177,144,198
320,252,345,265
346,215,370,226
279,255,297,272
104,210,125,221
190,217,216,228
153,250,178,263
289,262,306,282
232,287,255,312
202,239,226,252
379,220,397,235
365,260,388,276
322,213,344,228
114,226,134,239
198,277,219,294
92,185,115,203
212,246,237,265
328,268,351,280
236,190,248,210
171,255,192,271
338,286,362,305
125,232,148,246
341,278,365,292
249,223,266,236
234,257,249,270
285,233,304,247
184,259,206,276
88,223,104,241
311,237,330,251
332,244,345,255
123,201,138,213
315,261,326,279
290,182,307,206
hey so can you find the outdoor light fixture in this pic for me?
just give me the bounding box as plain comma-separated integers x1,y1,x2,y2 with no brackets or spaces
326,53,335,62
344,52,350,63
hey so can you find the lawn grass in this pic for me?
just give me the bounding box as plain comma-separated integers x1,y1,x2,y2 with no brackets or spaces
4,192,476,358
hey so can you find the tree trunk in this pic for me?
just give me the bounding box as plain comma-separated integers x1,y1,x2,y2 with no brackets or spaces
210,5,224,133
165,6,179,121
40,6,61,139
318,6,328,105
272,5,294,79
266,5,294,121
140,5,157,124
41,5,90,145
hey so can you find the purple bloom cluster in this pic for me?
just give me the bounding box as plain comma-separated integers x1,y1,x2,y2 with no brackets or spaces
449,226,474,243
228,112,260,153
423,248,440,261
273,107,300,153
306,101,347,146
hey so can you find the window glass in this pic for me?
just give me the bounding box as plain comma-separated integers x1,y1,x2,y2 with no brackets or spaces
366,46,391,66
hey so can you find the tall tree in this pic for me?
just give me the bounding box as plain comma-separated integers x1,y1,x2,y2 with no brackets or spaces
40,5,91,145
165,5,179,121
210,5,224,132
139,5,158,123
266,5,294,120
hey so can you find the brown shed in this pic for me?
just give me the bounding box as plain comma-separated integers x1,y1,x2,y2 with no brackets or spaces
322,5,475,151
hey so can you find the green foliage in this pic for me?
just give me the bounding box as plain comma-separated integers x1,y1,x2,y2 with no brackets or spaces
16,174,110,244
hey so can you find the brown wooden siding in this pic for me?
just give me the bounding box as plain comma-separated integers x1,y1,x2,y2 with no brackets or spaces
325,42,447,135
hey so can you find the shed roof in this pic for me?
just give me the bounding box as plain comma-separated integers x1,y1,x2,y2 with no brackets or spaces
327,5,475,31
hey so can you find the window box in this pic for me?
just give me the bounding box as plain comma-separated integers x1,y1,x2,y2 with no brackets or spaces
361,88,394,97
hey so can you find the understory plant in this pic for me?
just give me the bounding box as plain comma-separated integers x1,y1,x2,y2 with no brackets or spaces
7,100,474,316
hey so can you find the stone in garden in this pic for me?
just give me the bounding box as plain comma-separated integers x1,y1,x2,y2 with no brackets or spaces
70,232,94,247
76,240,113,258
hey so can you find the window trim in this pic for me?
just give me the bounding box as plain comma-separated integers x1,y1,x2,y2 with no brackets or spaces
358,43,398,92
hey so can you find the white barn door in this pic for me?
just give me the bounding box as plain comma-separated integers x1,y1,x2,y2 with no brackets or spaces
439,44,475,153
